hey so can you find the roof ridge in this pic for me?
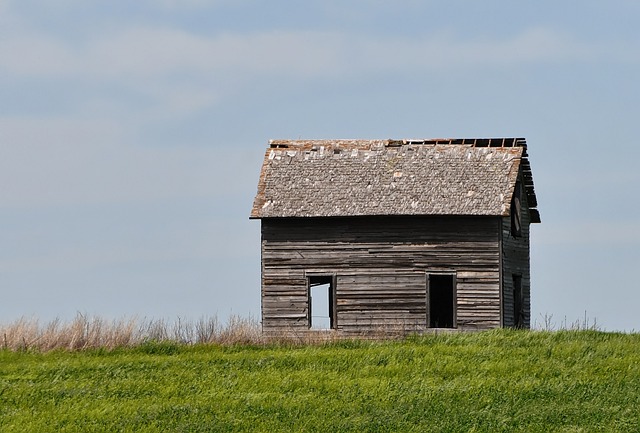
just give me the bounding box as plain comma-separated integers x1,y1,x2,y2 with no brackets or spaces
268,138,527,149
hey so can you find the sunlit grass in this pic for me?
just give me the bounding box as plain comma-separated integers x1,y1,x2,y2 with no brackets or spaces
1,329,639,432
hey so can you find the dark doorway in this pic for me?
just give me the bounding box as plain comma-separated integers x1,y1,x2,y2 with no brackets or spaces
308,275,336,329
428,274,456,328
513,275,524,328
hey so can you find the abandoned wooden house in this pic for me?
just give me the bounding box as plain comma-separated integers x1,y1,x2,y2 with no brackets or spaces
250,138,540,335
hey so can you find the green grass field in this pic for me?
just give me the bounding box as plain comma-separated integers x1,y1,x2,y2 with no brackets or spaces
1,330,639,432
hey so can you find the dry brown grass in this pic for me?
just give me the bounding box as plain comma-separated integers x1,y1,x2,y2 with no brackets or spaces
0,314,416,351
2,315,525,352
0,314,263,352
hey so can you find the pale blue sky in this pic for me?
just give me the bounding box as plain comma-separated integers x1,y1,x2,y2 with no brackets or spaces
1,1,639,330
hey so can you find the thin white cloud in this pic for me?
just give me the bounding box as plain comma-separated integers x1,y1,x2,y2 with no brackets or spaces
152,0,236,9
0,33,78,76
83,28,346,79
374,27,598,67
0,24,625,120
0,26,615,82
85,26,608,77
0,116,253,208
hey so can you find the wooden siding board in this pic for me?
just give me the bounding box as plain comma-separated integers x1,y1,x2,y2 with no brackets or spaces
261,215,502,333
501,177,532,328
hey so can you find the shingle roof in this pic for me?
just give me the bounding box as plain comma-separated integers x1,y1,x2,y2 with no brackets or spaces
250,138,540,222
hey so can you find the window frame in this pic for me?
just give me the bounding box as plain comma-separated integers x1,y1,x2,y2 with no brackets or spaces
306,273,337,330
511,180,523,238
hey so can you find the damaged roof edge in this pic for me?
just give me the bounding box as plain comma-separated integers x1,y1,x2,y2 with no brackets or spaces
268,137,528,149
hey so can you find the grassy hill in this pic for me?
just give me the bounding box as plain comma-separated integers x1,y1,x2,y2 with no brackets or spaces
1,330,639,432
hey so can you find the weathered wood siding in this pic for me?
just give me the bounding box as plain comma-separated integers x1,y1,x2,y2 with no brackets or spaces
501,181,532,328
261,215,502,335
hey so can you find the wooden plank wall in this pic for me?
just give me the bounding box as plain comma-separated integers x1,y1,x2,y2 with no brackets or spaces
501,181,533,328
337,272,426,333
261,215,502,335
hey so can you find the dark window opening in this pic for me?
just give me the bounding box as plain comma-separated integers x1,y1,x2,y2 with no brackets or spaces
511,180,522,237
513,275,524,328
428,274,456,328
308,275,336,329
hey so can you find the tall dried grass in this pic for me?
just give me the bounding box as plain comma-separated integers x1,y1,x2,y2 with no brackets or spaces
533,312,600,332
2,312,601,352
0,313,402,352
0,313,262,352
